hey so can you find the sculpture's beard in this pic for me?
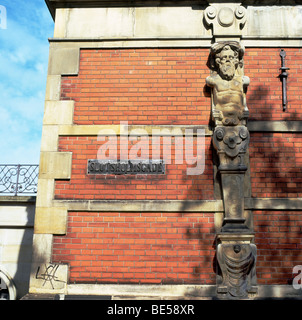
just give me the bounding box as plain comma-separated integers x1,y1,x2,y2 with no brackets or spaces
220,63,235,80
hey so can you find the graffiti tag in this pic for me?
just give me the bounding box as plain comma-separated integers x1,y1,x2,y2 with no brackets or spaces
35,264,66,289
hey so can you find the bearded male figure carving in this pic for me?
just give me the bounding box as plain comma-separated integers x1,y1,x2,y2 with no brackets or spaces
207,41,257,298
206,42,249,126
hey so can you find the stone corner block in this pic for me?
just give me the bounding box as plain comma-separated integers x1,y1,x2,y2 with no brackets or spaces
34,207,68,235
45,75,61,101
43,101,74,125
36,179,55,208
40,125,59,152
39,152,72,179
29,262,68,294
48,47,80,76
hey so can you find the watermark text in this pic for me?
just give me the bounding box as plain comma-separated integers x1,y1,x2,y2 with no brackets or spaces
293,265,302,289
96,122,205,175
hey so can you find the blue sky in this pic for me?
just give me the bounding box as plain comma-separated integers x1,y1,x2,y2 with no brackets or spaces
0,0,54,164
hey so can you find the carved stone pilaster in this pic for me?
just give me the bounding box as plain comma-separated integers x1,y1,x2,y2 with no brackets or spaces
206,40,257,298
213,125,250,231
207,41,251,230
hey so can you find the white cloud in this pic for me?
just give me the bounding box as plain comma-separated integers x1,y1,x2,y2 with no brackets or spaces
0,0,54,164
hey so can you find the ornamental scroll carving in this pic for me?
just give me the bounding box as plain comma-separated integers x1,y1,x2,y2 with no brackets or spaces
204,4,247,41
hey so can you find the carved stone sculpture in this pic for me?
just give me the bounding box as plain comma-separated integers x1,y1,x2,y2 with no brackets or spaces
208,42,251,232
207,42,250,229
206,40,257,298
217,241,257,298
206,41,249,127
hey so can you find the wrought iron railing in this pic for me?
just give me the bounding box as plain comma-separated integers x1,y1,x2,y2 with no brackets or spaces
0,165,39,196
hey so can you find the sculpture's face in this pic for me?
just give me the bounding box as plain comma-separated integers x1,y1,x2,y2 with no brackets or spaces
217,47,236,80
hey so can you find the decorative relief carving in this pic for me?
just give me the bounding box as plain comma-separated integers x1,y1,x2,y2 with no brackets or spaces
218,7,234,27
213,125,249,171
217,242,257,298
204,4,247,40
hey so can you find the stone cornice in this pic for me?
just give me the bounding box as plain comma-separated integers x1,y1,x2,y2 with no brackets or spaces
45,0,208,19
45,0,299,19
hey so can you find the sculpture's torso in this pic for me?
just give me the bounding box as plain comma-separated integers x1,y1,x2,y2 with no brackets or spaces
208,74,246,125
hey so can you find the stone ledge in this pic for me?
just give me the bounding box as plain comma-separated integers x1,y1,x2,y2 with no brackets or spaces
52,198,302,212
21,284,302,299
67,284,302,299
47,37,302,48
67,284,217,298
53,199,224,212
248,121,302,132
56,122,302,137
58,124,213,136
21,293,59,300
246,198,302,210
0,196,36,203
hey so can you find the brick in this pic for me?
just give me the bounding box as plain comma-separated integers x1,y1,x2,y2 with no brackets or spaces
56,135,214,201
52,211,216,284
52,47,302,286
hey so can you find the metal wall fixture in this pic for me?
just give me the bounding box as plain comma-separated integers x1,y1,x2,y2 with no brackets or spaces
279,49,290,111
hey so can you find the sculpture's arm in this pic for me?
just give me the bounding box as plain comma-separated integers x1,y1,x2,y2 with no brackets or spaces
243,75,250,88
242,76,250,114
206,75,222,122
206,75,216,88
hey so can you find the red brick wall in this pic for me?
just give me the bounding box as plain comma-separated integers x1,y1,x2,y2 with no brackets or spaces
254,211,302,285
61,49,211,125
55,136,214,200
245,48,302,121
61,48,302,124
53,212,216,284
53,47,302,285
52,209,302,285
250,133,302,198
